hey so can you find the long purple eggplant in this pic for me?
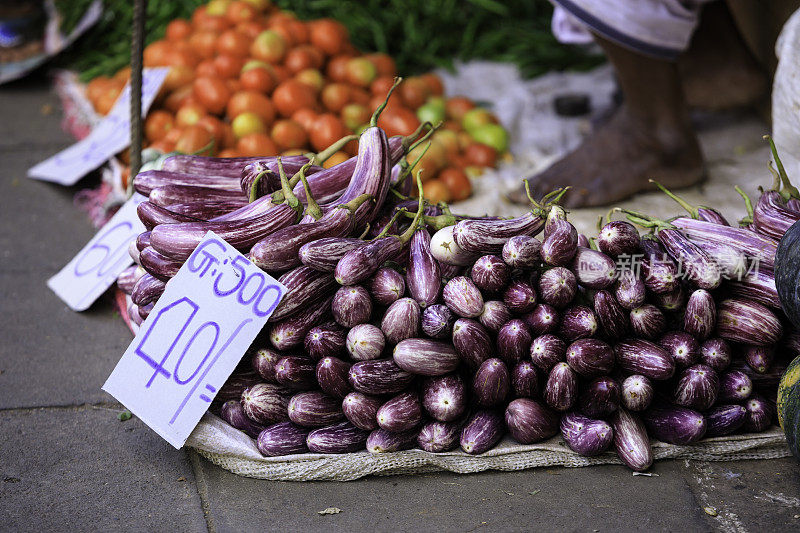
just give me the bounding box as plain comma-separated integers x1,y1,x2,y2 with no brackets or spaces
166,200,247,220
571,247,617,289
560,413,614,456
454,211,545,254
650,179,729,225
161,154,278,177
381,297,420,344
256,422,309,456
430,225,478,266
566,338,614,377
621,375,653,412
348,358,415,395
593,290,629,340
672,217,778,270
460,410,505,454
614,338,675,380
642,404,706,445
137,201,200,229
422,374,466,422
131,273,166,306
116,265,144,294
393,338,460,376
505,398,560,444
269,296,333,351
716,298,782,346
303,322,346,360
346,324,386,361
274,356,316,390
217,370,261,401
704,405,747,438
579,377,620,418
139,246,182,281
298,237,365,272
342,392,382,430
306,421,369,453
544,362,578,412
683,289,716,341
288,391,344,427
611,408,652,471
134,169,241,196
727,267,781,310
753,190,800,240
452,318,493,370
271,267,337,322
406,227,441,307
149,183,246,207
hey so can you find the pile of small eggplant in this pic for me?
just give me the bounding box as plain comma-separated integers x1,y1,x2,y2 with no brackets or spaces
117,85,800,472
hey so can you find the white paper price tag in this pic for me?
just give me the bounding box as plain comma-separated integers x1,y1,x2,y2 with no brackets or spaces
103,232,286,448
28,67,169,185
48,194,147,311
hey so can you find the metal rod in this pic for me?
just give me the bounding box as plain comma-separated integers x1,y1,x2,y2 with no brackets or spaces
128,0,146,196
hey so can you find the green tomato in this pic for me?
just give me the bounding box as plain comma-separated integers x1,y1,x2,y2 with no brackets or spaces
461,108,495,134
470,124,509,153
417,101,446,125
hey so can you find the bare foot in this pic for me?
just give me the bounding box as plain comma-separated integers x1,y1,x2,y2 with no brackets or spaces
509,106,705,208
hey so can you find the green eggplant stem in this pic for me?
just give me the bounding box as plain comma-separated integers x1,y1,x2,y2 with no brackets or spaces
734,185,754,224
376,208,408,239
340,193,374,215
615,207,674,231
407,122,440,154
396,140,432,189
764,135,799,200
299,164,322,220
370,77,403,128
248,170,268,203
649,179,699,218
277,158,301,214
313,134,359,164
399,170,426,243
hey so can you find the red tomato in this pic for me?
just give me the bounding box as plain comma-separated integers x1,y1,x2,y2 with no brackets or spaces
225,1,258,24
216,29,251,57
226,90,275,124
464,142,498,167
309,113,348,152
321,83,351,113
291,108,318,131
325,55,353,83
237,133,279,156
240,67,275,93
365,53,396,77
370,76,396,96
165,19,192,41
175,102,206,127
308,19,348,56
377,107,421,137
399,77,430,109
193,76,232,115
272,79,318,117
445,96,475,121
144,110,175,142
175,125,214,154
421,179,452,203
271,119,308,151
419,73,444,96
438,167,472,201
188,31,219,59
213,54,245,79
284,45,323,73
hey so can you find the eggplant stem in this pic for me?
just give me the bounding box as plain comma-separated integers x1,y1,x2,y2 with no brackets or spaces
340,193,374,215
298,164,322,220
523,180,539,207
313,134,359,165
370,77,403,128
407,122,439,154
399,170,426,243
376,208,407,238
604,207,616,225
764,135,799,200
615,207,674,231
734,185,754,224
248,170,268,203
277,158,301,213
389,187,410,201
648,179,699,218
543,186,570,206
588,236,599,251
396,141,432,189
358,223,371,239
596,215,604,232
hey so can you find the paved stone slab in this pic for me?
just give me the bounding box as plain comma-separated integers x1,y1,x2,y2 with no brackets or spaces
0,408,206,532
195,457,706,532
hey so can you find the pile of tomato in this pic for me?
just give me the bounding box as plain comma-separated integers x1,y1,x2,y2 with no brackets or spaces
84,0,509,203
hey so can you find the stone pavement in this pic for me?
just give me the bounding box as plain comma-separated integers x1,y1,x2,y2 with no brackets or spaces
1,75,799,533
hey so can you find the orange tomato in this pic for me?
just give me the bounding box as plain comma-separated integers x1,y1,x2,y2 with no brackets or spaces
86,76,111,104
309,113,347,152
420,73,444,96
226,90,275,123
213,54,245,79
286,20,309,45
163,84,194,112
195,59,220,78
271,119,308,151
438,167,472,201
370,76,395,97
143,40,171,67
194,14,230,32
325,55,352,83
284,45,323,73
163,65,195,92
250,30,286,63
377,107,420,137
175,103,206,127
399,77,430,109
445,96,475,121
166,19,193,41
345,57,377,88
225,1,258,23
193,76,232,115
309,19,348,56
94,90,118,115
113,66,131,82
176,125,215,154
145,110,175,142
240,66,275,93
421,179,451,203
217,148,242,158
149,139,175,153
164,126,185,144
322,150,350,168
272,79,317,117
291,108,318,132
188,31,219,59
365,53,396,77
216,29,251,57
226,78,242,93
237,132,278,156
321,83,350,113
235,20,264,39
464,142,497,167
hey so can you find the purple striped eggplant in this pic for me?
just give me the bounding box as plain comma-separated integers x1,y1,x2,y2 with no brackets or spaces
577,233,590,247
370,267,406,306
530,334,567,371
306,421,370,453
651,179,729,225
251,347,286,383
479,300,512,332
497,319,533,365
744,345,774,374
674,364,719,411
430,225,478,266
560,413,614,456
288,391,345,427
731,359,787,389
116,265,144,294
137,201,200,230
656,227,721,289
524,304,560,336
659,331,699,369
502,235,542,268
241,383,292,425
377,391,422,432
579,377,620,418
452,318,493,370
422,304,455,339
256,422,309,456
538,267,576,309
221,400,264,438
699,338,731,372
381,297,421,344
332,285,372,328
558,305,599,341
135,231,151,252
571,247,617,289
316,357,352,399
512,361,539,399
460,410,505,454
672,217,778,270
418,420,462,452
138,247,181,281
566,339,614,377
439,261,462,280
443,276,485,317
348,358,415,395
753,189,800,240
164,199,249,220
742,395,773,432
716,298,782,346
471,255,511,294
593,290,629,340
217,370,261,401
544,362,578,412
138,302,153,320
131,273,166,307
727,267,780,310
621,375,653,412
639,237,680,294
629,305,666,340
503,280,538,314
162,154,300,178
334,236,404,286
269,296,332,351
505,398,560,444
342,392,382,430
472,358,510,408
541,218,578,266
614,269,646,310
422,374,466,422
303,323,346,361
274,356,316,390
610,408,653,472
367,428,419,453
346,324,386,361
149,183,246,206
683,289,716,341
597,221,640,258
614,339,675,380
704,404,747,438
393,338,460,376
298,237,365,272
696,239,748,281
642,404,706,445
406,227,441,307
652,283,686,312
454,212,545,254
719,370,753,402
271,267,337,322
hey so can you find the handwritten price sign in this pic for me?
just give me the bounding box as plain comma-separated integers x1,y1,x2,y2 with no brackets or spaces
48,194,146,311
103,232,286,448
28,68,168,185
